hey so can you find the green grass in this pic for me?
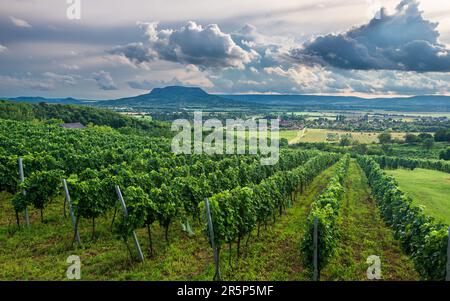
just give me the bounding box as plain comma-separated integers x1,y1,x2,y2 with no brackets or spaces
321,161,418,280
279,130,300,142
294,129,410,144
385,168,450,225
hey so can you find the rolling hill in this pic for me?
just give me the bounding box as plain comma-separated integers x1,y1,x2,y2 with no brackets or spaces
102,86,248,109
4,86,450,112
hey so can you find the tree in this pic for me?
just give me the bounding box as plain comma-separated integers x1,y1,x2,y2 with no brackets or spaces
381,144,393,155
405,133,419,144
339,137,352,147
422,138,434,150
434,129,450,142
440,148,450,161
353,144,368,155
378,132,392,144
418,133,433,140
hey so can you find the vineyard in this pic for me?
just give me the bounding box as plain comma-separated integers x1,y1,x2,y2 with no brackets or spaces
0,117,449,281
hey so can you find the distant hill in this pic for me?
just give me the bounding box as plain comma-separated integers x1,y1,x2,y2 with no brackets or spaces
223,94,450,112
103,86,247,109
6,96,92,105
3,86,450,112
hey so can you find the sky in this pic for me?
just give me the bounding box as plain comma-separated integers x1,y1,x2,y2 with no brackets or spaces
0,0,450,99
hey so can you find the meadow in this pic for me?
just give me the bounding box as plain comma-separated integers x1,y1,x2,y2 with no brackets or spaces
385,168,450,225
282,128,409,144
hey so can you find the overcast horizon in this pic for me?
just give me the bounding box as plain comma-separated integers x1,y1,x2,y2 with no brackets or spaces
1,0,450,99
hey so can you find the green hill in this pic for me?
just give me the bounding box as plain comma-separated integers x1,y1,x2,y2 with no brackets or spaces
0,100,170,136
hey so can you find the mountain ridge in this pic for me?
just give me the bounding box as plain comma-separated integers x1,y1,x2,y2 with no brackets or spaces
3,86,450,112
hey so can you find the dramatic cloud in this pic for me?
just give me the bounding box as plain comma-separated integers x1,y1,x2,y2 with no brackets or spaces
252,64,450,96
10,16,32,28
109,42,156,69
92,71,118,90
109,21,259,70
292,0,450,72
1,0,450,97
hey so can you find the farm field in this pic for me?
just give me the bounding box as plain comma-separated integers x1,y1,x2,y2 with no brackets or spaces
235,129,301,143
385,168,450,225
283,128,409,144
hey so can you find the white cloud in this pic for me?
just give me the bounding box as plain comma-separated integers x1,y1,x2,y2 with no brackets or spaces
0,75,55,91
258,64,450,96
43,72,78,86
292,0,450,72
10,16,32,28
60,64,80,71
109,21,259,70
92,71,118,90
0,45,7,54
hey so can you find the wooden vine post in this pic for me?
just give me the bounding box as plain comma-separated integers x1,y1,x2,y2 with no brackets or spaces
446,226,450,281
205,198,221,281
18,158,30,227
313,216,319,281
115,185,144,262
62,179,81,245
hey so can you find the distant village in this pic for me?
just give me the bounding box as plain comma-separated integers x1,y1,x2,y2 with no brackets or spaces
277,112,449,133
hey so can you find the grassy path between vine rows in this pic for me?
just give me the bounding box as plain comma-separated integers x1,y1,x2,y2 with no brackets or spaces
320,160,419,280
0,162,338,280
217,162,339,280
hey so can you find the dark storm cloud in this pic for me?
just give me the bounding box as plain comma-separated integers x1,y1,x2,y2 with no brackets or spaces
109,42,156,67
292,0,450,72
109,21,258,70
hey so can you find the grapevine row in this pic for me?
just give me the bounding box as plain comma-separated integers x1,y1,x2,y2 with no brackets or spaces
108,149,319,254
357,156,448,280
299,155,350,277
201,153,340,261
370,155,450,174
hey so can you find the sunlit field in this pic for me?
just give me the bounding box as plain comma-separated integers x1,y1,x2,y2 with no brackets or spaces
385,168,450,224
